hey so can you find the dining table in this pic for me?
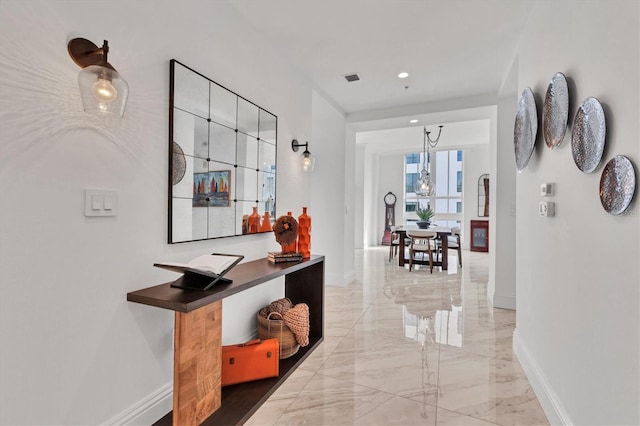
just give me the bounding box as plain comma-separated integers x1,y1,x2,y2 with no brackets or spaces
395,226,453,270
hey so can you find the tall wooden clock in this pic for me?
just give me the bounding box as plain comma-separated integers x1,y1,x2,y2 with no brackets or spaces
381,191,397,245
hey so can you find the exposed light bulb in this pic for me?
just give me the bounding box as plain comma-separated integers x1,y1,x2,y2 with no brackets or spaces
398,72,409,79
302,154,313,171
415,169,434,196
92,78,117,103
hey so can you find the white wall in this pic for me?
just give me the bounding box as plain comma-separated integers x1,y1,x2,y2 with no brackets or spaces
310,90,351,285
489,57,518,310
512,1,639,425
0,1,324,424
462,144,490,250
376,151,406,243
354,140,365,249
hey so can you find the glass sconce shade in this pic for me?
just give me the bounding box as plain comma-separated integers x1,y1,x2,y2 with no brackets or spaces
78,65,129,117
302,150,315,172
292,139,315,172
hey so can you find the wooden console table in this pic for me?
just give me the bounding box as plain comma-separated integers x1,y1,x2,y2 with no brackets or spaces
127,255,325,425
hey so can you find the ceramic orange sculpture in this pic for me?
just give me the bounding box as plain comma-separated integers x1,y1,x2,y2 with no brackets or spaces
282,212,297,253
297,207,311,259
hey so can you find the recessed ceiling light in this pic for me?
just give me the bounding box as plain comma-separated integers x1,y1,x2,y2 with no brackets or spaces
398,72,409,79
409,119,418,124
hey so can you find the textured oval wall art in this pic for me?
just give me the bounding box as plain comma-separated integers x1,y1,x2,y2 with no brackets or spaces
514,87,538,172
572,97,606,173
542,72,569,149
599,155,636,215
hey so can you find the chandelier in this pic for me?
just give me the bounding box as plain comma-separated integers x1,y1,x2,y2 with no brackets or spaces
414,125,444,196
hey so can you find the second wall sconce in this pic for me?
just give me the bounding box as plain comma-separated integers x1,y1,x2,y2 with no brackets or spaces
291,139,315,172
67,38,129,117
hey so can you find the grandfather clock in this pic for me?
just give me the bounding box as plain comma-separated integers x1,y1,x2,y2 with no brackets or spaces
381,192,397,245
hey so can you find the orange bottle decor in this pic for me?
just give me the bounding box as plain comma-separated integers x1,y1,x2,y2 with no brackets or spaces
260,211,272,232
297,207,311,259
282,212,297,253
248,207,260,234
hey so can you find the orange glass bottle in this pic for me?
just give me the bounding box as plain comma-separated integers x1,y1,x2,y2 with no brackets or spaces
297,207,311,259
260,211,272,232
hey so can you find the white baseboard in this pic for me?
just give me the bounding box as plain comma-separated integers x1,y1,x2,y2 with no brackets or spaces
486,279,495,308
104,382,172,425
493,294,516,310
513,329,573,425
325,270,355,287
343,270,355,285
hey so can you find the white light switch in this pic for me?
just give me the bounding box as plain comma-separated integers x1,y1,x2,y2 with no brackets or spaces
91,195,103,210
85,189,117,217
539,201,555,217
103,196,114,210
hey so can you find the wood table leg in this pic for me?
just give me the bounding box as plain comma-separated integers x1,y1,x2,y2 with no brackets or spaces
441,236,448,270
173,301,222,425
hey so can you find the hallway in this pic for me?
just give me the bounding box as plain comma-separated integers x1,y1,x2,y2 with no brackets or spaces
247,248,548,425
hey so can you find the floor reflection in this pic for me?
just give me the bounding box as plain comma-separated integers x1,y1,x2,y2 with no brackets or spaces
246,247,548,426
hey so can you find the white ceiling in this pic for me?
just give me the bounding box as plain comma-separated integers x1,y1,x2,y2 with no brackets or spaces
229,0,535,116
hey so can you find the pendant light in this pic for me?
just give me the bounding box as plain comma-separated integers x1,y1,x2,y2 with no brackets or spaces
414,125,444,196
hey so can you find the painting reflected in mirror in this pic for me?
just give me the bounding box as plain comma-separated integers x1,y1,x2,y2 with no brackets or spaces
169,60,277,243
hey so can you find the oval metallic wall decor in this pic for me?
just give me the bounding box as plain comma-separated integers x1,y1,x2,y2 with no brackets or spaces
571,97,606,173
542,72,569,149
172,141,187,185
514,87,538,172
599,155,636,215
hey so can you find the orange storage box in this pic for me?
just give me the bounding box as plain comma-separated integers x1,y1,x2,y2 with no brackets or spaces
221,338,279,386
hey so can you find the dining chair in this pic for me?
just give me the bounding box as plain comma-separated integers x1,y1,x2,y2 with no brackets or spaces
388,226,400,262
447,227,463,268
407,230,437,273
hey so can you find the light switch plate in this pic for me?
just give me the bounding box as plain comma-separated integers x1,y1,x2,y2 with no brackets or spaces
540,183,554,197
85,189,117,217
539,201,555,217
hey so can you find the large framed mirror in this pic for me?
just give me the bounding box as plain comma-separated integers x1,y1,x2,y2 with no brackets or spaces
169,60,277,243
478,174,489,217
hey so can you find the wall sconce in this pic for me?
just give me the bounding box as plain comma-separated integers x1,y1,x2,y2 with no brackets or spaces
291,139,315,172
67,38,129,117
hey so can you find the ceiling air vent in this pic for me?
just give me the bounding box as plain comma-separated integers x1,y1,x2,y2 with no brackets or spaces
344,73,360,82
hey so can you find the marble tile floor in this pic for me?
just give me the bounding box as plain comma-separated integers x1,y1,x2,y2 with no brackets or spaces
246,247,548,426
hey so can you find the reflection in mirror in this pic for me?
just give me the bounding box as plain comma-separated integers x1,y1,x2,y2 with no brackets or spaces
169,60,277,243
236,133,258,169
237,97,259,137
478,174,489,217
210,82,237,129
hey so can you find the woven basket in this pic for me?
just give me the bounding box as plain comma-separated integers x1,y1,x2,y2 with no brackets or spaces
257,311,300,359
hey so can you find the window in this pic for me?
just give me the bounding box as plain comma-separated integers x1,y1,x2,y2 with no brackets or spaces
405,173,418,193
406,153,420,164
404,149,463,231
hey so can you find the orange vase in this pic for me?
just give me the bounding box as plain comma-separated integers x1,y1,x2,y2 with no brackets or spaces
260,211,272,232
282,211,298,253
297,207,311,259
248,207,260,234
